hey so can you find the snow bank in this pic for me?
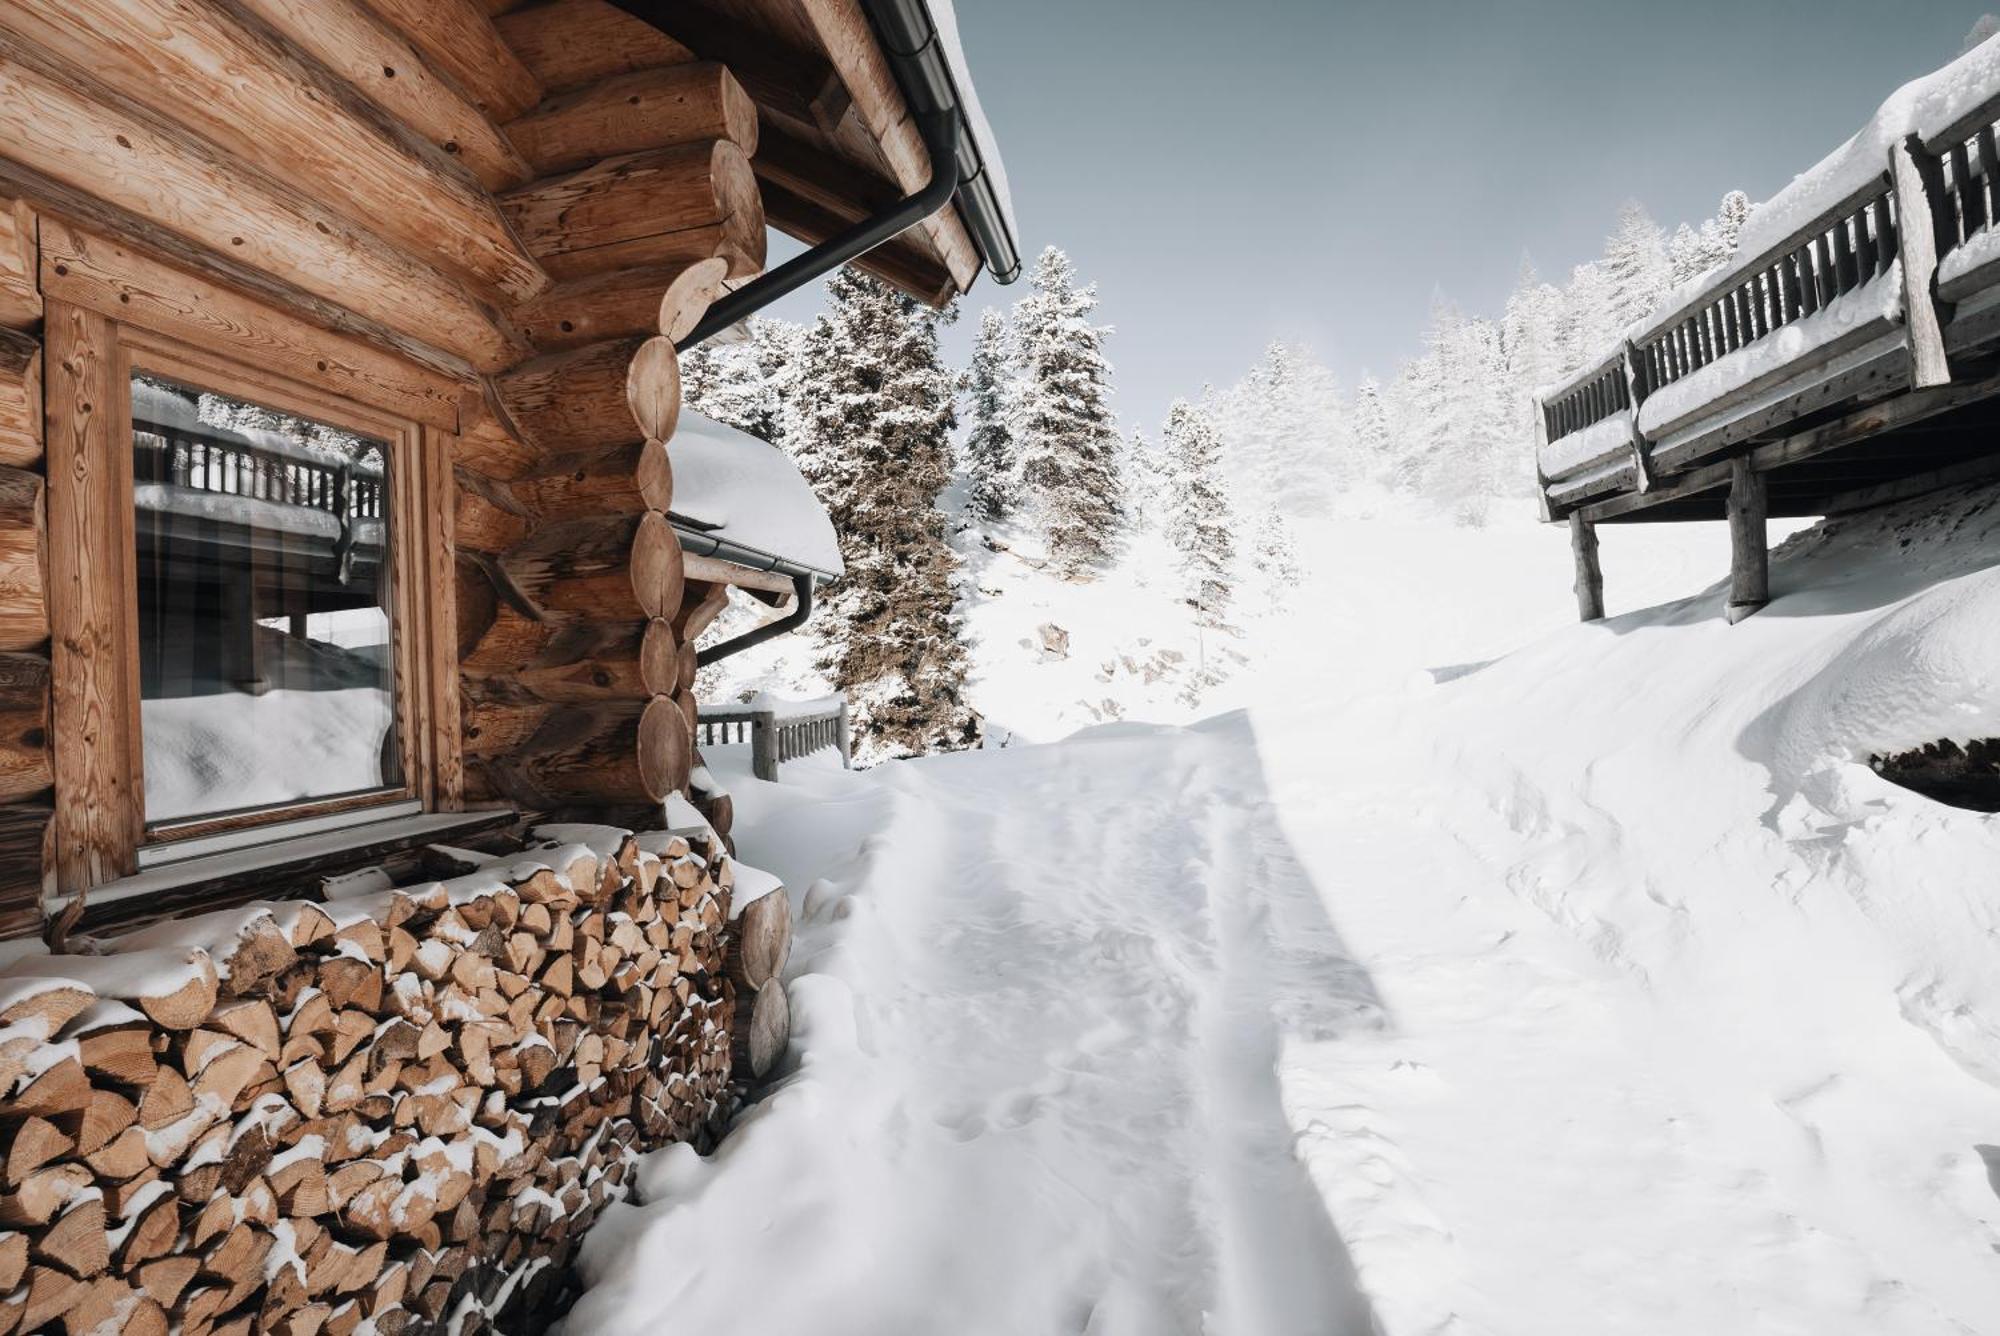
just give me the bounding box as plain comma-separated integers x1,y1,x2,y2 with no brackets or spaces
1636,262,1903,436
668,411,842,577
1538,407,1635,480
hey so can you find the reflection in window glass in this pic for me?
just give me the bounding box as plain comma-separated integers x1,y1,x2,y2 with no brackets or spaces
132,372,400,825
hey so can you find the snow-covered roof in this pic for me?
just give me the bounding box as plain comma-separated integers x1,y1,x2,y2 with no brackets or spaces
669,411,844,580
929,0,1015,241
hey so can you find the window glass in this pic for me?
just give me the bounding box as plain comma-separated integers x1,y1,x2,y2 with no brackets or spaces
132,372,401,825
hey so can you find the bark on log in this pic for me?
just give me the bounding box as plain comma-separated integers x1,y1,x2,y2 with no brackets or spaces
358,0,542,122
0,32,524,373
493,337,669,453
494,0,694,96
729,978,788,1081
453,397,543,482
235,0,534,192
0,328,39,469
0,0,547,303
0,466,45,653
501,511,683,621
503,140,764,282
506,64,759,176
725,886,790,992
509,256,725,352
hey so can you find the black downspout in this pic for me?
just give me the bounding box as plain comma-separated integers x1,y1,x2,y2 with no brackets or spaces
696,572,815,668
675,110,962,351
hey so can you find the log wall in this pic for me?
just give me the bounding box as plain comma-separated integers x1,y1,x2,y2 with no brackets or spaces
0,827,742,1335
0,194,49,942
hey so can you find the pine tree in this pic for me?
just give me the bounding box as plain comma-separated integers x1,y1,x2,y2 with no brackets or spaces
1249,503,1303,615
1597,203,1672,334
1161,399,1233,629
680,317,802,445
962,307,1016,522
787,269,975,759
1009,246,1122,576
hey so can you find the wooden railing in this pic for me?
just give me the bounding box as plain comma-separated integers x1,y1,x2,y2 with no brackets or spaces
697,696,850,782
1540,350,1630,446
134,424,386,525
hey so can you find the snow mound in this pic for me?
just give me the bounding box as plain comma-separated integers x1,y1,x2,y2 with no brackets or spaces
669,411,843,578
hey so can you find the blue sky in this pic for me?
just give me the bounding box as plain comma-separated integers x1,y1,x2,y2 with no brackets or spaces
777,0,1998,437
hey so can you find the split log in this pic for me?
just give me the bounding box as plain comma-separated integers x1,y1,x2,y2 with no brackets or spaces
505,64,759,176
503,140,765,282
725,885,791,992
235,0,533,192
0,328,40,468
729,978,788,1081
0,31,523,373
1,0,547,303
510,255,726,352
0,467,45,653
502,511,684,622
358,0,542,122
493,336,665,453
494,0,693,96
514,440,673,522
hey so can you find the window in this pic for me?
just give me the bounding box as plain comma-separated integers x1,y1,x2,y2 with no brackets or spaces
130,372,403,829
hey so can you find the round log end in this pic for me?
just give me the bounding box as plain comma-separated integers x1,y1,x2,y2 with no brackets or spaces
732,979,790,1081
626,336,681,443
731,883,793,991
677,638,698,693
713,140,766,278
636,693,693,800
630,512,686,620
657,256,729,343
637,437,674,512
640,618,680,697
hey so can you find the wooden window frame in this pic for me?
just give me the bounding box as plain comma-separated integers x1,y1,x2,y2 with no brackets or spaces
42,225,463,895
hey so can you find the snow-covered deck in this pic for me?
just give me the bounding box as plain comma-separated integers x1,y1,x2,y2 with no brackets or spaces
1535,35,2000,528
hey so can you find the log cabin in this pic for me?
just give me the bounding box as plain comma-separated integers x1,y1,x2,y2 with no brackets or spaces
0,1,1016,1330
1534,42,2000,623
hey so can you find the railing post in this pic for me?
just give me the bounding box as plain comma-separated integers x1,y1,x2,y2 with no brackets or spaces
1726,456,1768,624
1890,134,1953,388
836,699,852,768
1569,513,1604,623
751,708,779,783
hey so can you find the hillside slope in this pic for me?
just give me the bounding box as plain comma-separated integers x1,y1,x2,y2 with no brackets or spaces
576,483,2000,1335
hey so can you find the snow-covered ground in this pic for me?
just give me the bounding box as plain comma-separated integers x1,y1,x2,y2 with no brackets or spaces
575,484,2000,1335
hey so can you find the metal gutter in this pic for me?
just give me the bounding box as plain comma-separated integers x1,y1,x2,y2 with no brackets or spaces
670,517,836,584
695,571,816,667
675,109,961,350
860,0,1021,284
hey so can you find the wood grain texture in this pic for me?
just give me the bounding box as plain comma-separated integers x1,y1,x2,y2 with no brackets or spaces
0,801,50,939
360,0,542,121
0,327,41,467
44,302,136,890
505,63,759,176
0,30,523,373
0,465,46,652
39,221,462,430
494,0,694,96
423,427,464,812
509,256,725,352
0,197,37,329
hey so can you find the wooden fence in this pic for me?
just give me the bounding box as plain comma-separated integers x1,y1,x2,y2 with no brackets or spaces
697,697,850,782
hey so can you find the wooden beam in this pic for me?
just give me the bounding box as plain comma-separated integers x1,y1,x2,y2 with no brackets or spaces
0,32,525,373
505,63,760,176
1820,449,2000,516
422,426,463,811
1569,514,1604,622
1890,134,1952,389
39,221,462,430
0,0,548,304
0,327,39,467
44,302,138,890
235,0,533,192
760,179,956,307
680,552,794,597
358,0,542,122
1725,457,1768,623
0,197,37,330
630,1,851,136
494,0,694,96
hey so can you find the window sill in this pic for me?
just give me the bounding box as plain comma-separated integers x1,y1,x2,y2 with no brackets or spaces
56,807,518,933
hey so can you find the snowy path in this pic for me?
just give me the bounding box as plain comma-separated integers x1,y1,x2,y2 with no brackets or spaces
570,721,1379,1336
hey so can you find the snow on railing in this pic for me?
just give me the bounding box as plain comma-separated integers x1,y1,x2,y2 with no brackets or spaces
697,696,850,782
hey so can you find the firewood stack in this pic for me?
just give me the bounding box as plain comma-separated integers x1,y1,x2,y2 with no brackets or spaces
0,826,737,1335
720,867,792,1086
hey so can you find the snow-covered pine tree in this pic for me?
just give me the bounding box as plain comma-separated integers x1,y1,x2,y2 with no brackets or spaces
787,268,976,759
681,317,803,445
1208,341,1349,521
1596,203,1672,336
1248,503,1303,615
963,307,1016,522
1009,246,1122,577
1161,398,1233,629
1666,191,1753,285
1119,427,1165,536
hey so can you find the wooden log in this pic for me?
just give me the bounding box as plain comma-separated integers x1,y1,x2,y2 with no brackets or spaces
501,511,683,621
452,468,534,557
514,441,673,521
461,619,655,704
503,140,765,282
0,329,39,468
453,397,543,482
729,977,787,1081
465,697,686,806
495,0,693,95
494,337,658,453
725,884,791,992
0,197,36,329
1725,457,1768,624
672,580,731,643
0,0,547,304
358,0,542,122
0,465,45,653
506,64,759,177
510,256,726,352
627,337,681,444
0,653,51,802
1569,514,1604,623
234,0,533,192
0,32,523,373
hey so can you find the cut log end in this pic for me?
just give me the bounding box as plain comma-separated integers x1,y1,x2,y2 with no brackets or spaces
636,694,693,801
626,337,681,443
731,978,789,1081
